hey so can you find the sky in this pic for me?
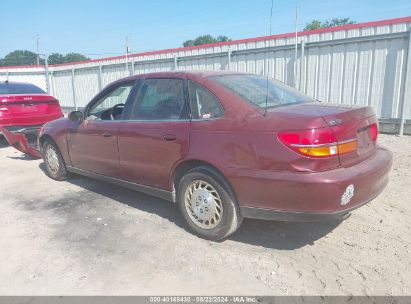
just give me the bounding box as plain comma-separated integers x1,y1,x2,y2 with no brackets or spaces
1,0,410,59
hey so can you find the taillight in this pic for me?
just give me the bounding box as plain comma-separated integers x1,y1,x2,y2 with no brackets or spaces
278,127,357,158
46,99,60,105
368,123,378,142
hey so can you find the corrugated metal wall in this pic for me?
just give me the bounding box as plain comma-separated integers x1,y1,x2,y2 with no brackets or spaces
1,17,410,130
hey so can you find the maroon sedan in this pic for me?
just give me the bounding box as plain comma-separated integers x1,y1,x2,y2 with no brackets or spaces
37,71,392,240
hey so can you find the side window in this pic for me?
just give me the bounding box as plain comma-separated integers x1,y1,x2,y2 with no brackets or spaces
87,83,134,120
188,81,224,120
130,78,186,120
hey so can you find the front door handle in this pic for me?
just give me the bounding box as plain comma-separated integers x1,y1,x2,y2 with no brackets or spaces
163,134,177,142
102,132,112,137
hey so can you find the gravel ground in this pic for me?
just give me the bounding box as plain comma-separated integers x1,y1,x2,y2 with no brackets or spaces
0,134,410,295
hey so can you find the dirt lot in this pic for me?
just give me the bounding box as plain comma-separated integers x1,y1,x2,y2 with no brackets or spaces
0,134,410,295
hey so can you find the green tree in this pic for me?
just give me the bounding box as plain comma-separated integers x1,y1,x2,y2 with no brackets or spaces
63,52,89,63
0,50,44,66
47,53,65,64
304,20,323,31
183,35,231,47
0,50,90,66
304,18,356,31
324,18,356,27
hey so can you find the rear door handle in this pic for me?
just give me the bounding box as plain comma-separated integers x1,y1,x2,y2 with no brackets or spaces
163,134,177,142
102,132,112,137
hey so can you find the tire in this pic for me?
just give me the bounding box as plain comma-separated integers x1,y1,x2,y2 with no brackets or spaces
177,166,243,241
42,139,69,181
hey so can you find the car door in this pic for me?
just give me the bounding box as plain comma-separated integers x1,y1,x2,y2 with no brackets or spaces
67,81,135,176
117,77,190,190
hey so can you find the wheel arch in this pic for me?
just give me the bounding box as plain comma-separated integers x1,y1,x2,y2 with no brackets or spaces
39,134,69,165
39,134,59,153
39,133,54,147
171,159,237,203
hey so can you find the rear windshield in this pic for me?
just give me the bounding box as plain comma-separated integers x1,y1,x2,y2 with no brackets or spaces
211,74,311,108
0,82,46,94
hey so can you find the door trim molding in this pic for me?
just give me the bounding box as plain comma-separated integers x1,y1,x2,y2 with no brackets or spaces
66,166,176,202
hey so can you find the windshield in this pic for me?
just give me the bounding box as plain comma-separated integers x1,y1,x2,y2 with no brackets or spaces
0,82,46,95
211,74,312,108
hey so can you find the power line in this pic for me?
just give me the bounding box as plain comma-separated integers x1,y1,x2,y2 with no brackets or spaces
269,0,274,36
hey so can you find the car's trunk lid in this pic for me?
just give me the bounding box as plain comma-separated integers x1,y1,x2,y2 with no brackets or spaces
266,102,378,167
292,103,378,167
0,94,61,116
320,104,378,167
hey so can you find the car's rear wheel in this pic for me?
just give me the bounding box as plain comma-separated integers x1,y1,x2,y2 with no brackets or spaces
177,167,242,241
42,140,69,181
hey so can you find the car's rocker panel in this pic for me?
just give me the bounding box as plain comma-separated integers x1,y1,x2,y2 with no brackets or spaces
66,166,176,202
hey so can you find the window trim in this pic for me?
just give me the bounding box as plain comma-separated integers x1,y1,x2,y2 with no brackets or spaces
187,80,225,122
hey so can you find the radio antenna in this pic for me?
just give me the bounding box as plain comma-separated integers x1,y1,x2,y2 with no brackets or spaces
264,0,274,116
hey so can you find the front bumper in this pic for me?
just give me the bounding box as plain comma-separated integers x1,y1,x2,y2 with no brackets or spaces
225,147,393,220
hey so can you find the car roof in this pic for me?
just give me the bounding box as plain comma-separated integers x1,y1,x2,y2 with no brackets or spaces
144,70,248,77
0,81,46,95
0,80,36,86
116,70,251,84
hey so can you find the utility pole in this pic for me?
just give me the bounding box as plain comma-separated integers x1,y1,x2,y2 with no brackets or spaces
36,35,40,66
44,54,50,93
125,36,130,75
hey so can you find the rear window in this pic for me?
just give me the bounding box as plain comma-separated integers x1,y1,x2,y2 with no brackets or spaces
0,82,46,94
211,74,311,108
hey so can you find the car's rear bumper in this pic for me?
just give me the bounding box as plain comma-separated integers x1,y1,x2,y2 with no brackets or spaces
0,127,42,158
225,147,393,220
0,124,43,134
240,194,376,222
0,113,63,134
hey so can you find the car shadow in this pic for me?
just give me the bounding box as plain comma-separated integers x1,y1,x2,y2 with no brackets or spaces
231,218,341,250
38,162,342,250
1,140,40,161
39,162,183,226
7,154,40,161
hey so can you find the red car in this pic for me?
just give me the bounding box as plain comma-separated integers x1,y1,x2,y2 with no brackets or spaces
37,71,392,240
0,81,63,134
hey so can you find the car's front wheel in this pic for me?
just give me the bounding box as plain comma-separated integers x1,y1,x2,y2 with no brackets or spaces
177,167,242,241
42,139,69,181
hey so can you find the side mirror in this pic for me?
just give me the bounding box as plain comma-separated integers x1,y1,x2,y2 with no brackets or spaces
68,111,83,122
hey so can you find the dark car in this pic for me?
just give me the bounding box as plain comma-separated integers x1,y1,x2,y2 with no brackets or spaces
0,81,63,134
37,71,392,240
